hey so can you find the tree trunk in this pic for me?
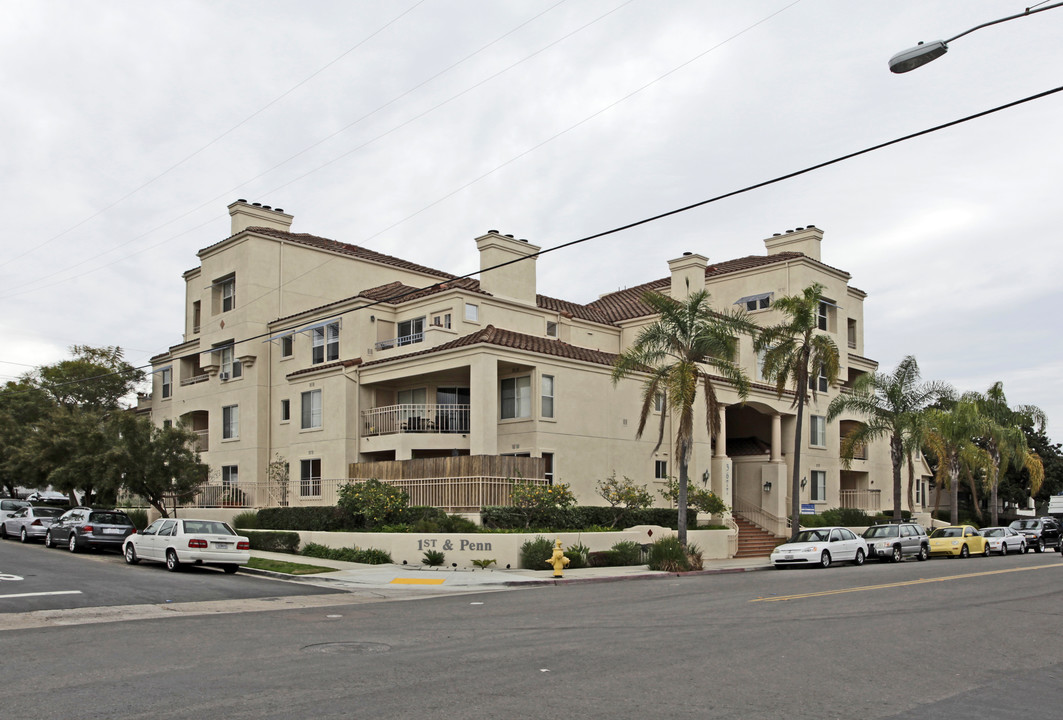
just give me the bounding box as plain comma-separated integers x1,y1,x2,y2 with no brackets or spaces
790,389,806,542
890,434,904,521
949,455,960,525
965,469,982,521
677,437,689,549
906,454,916,514
990,480,999,527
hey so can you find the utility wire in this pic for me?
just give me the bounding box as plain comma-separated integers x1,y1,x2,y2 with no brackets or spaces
5,82,1060,400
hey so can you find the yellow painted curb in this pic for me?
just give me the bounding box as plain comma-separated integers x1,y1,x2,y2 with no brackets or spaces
389,578,446,585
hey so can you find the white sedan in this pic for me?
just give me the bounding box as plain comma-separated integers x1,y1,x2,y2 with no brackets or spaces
123,518,250,573
980,526,1026,555
771,526,867,569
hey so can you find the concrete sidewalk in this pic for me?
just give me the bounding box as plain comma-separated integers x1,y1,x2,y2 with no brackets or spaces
244,551,772,591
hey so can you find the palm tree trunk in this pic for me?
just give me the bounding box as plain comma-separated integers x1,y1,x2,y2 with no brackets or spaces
790,390,806,542
965,469,982,521
990,479,999,526
906,454,915,514
949,455,960,525
890,434,904,521
677,438,689,549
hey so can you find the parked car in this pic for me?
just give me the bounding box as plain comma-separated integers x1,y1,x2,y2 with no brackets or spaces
1008,517,1062,553
44,508,136,552
862,522,930,562
928,525,989,558
25,490,70,505
770,526,867,568
0,498,30,522
980,526,1026,555
0,506,64,542
123,518,250,574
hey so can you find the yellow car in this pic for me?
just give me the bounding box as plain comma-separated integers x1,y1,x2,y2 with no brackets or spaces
929,525,989,558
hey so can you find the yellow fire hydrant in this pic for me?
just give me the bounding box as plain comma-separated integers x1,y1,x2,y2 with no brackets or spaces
546,538,570,577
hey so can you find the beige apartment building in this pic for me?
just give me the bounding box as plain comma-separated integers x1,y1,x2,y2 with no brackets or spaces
149,200,933,536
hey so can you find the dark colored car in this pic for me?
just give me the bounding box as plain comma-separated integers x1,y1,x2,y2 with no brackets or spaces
44,507,136,552
1008,517,1062,553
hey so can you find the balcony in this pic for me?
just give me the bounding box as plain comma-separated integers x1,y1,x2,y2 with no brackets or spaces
839,489,881,512
374,332,424,352
192,429,209,453
362,404,470,436
180,373,209,387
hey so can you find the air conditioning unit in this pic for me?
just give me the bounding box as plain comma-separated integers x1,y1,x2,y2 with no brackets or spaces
219,371,230,381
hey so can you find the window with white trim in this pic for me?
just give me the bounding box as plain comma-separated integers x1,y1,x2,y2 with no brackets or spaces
161,367,172,399
810,415,826,447
541,375,554,418
312,322,340,364
221,465,238,488
222,405,239,439
810,470,826,501
300,458,321,497
280,335,293,358
654,392,665,412
280,399,290,422
301,389,322,429
500,376,531,419
808,365,828,393
655,460,668,479
212,274,236,315
543,452,554,484
397,317,425,346
546,321,558,337
818,300,829,331
432,313,451,329
218,346,242,379
464,303,479,322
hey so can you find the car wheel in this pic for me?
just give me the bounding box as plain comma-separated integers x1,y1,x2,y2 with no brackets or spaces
68,533,79,553
1000,542,1007,556
20,527,29,543
820,551,832,569
165,549,181,572
1036,539,1045,553
1021,542,1028,554
44,531,54,548
891,545,902,563
917,545,929,561
222,564,238,574
0,524,7,540
854,549,865,566
983,543,990,557
124,543,139,565
960,544,969,559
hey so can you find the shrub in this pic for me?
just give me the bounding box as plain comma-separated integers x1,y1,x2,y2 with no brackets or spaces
422,549,446,566
519,536,556,569
257,506,355,532
338,479,410,529
609,540,646,566
230,510,260,529
243,530,301,553
125,508,148,530
509,480,577,528
659,479,729,516
301,542,393,565
565,541,590,569
472,558,496,569
802,507,873,528
595,473,654,527
481,505,690,531
646,537,703,572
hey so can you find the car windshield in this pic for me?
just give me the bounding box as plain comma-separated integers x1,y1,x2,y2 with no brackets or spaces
793,530,830,543
931,528,963,538
982,528,1004,537
182,521,236,536
89,512,132,525
1010,520,1039,530
863,526,899,538
33,508,63,517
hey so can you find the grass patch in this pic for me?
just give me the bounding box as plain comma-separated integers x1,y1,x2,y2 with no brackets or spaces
245,557,338,575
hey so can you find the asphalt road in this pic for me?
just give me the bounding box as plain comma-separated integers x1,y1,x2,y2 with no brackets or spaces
2,543,1062,719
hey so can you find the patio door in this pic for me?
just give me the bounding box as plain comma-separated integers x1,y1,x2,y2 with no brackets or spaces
435,387,470,432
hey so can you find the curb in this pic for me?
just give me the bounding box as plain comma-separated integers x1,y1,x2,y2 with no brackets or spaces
505,563,774,587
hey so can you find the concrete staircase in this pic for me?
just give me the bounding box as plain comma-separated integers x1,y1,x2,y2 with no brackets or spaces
733,515,785,558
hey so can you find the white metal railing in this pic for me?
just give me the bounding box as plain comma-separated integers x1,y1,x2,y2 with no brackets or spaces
733,495,790,538
362,404,471,436
725,515,739,558
374,332,424,351
180,374,209,387
839,489,881,511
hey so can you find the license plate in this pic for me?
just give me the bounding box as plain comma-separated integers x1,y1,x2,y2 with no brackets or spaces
102,528,123,535
213,543,231,549
784,554,793,560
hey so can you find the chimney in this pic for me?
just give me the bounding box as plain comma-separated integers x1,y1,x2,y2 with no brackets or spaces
667,252,708,299
764,225,822,261
228,199,294,236
475,231,540,305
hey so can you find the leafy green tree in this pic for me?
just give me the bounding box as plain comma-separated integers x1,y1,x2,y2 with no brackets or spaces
611,289,754,548
754,283,839,540
338,479,410,529
925,399,989,525
111,414,210,518
658,478,729,516
827,355,952,521
1009,424,1063,502
0,379,56,497
595,472,654,528
508,479,576,528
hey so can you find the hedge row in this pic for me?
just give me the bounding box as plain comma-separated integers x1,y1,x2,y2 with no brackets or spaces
242,530,301,553
481,506,693,531
255,505,451,532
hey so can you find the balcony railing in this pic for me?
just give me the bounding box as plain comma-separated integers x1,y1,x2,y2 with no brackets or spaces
839,489,881,512
840,441,868,460
192,429,208,453
180,374,209,387
362,404,470,436
374,332,424,351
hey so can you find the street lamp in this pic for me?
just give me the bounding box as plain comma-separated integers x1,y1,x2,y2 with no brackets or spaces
889,1,1063,73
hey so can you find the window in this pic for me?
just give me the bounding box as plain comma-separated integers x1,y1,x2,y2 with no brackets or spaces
501,376,531,419
218,346,242,379
432,313,451,329
397,317,425,346
301,389,322,429
756,348,770,382
212,274,236,314
280,335,293,358
655,460,669,479
847,318,857,349
312,322,339,363
163,419,172,429
654,392,665,412
746,296,771,311
543,452,554,484
280,399,290,422
810,470,826,501
300,459,321,497
160,367,172,399
541,375,554,418
465,303,479,322
222,405,239,439
808,365,828,393
222,465,238,487
546,321,558,337
818,301,829,331
810,415,826,447
192,301,201,333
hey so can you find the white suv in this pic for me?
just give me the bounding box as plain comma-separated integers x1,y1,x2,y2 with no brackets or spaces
862,522,930,562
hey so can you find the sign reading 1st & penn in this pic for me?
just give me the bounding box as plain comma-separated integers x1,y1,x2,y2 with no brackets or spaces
417,538,494,552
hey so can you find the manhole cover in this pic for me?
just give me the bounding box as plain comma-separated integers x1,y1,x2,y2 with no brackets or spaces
301,642,391,655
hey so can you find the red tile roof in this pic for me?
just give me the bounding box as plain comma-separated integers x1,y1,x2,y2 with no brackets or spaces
286,358,362,379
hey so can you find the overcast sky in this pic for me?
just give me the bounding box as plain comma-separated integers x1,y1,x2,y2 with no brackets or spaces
2,1,1060,440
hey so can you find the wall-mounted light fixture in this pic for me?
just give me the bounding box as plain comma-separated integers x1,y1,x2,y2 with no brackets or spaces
763,481,772,492
800,476,807,489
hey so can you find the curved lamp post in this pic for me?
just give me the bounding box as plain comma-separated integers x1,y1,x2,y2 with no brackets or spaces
889,1,1063,73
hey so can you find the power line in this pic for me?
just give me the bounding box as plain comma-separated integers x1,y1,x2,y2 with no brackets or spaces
5,82,1059,401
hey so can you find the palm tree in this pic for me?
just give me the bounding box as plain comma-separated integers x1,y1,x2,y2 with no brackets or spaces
924,399,989,525
826,355,952,521
754,283,839,540
611,289,754,548
973,382,1047,525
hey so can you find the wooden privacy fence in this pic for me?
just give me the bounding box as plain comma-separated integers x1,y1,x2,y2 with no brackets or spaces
348,454,545,481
